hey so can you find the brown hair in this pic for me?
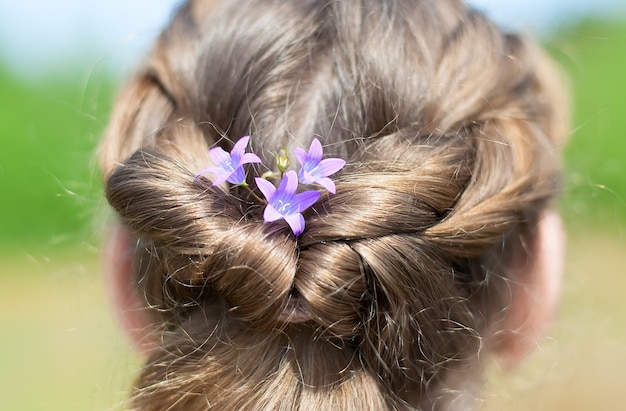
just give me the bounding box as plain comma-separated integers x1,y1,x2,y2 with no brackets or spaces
101,0,567,409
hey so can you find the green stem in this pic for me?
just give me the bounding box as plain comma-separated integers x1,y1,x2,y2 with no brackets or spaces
242,184,266,204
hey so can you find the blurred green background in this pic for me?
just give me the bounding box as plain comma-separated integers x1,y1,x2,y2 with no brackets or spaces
1,11,626,411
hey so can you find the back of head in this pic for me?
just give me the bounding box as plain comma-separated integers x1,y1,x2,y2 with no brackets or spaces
100,0,567,409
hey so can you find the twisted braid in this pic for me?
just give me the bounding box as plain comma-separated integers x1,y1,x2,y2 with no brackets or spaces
101,0,566,409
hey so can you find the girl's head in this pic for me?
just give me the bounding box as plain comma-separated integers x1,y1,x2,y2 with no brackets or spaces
101,0,567,409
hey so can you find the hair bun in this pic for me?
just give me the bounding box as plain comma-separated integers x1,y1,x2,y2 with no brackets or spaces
106,149,308,327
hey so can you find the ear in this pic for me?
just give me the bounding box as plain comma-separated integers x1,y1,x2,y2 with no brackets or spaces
104,221,156,357
491,210,565,368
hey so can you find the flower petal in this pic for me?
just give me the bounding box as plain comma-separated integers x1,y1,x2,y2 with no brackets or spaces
283,212,306,235
315,177,336,194
293,190,321,212
278,170,299,196
226,166,246,185
298,168,316,185
211,171,231,186
196,166,231,185
195,165,220,179
255,177,276,202
317,158,346,177
230,135,251,161
208,146,232,168
263,203,283,223
240,152,262,165
307,138,323,164
294,147,307,167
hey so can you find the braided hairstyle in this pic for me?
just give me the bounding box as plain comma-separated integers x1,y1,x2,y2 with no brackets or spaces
101,0,567,409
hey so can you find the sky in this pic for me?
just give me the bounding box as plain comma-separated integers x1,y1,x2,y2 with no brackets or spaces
0,0,624,78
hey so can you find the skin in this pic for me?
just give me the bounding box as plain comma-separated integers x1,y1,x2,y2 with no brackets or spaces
491,210,565,368
104,221,156,356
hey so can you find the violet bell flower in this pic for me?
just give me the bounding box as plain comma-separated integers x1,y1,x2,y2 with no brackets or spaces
255,170,320,235
196,136,262,186
294,138,346,194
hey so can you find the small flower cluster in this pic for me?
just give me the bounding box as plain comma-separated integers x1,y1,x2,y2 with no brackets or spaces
196,136,345,235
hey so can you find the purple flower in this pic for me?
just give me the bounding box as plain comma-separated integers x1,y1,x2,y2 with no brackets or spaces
294,138,346,194
255,171,320,235
196,136,262,186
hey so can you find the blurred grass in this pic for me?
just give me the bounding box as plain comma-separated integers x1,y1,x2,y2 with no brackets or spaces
0,64,115,252
546,19,626,229
483,228,626,410
0,251,140,411
0,16,625,411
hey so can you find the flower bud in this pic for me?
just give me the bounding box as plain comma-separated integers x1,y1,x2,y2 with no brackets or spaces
275,148,290,173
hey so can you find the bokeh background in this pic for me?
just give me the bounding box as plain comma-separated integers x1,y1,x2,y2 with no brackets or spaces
1,1,625,410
